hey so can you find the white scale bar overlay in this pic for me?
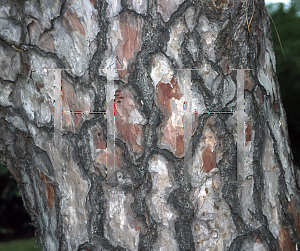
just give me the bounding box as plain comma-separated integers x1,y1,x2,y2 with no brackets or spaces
236,69,245,180
54,69,62,150
106,69,116,182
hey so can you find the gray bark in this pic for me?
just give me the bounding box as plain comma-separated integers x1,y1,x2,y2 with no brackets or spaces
0,0,300,250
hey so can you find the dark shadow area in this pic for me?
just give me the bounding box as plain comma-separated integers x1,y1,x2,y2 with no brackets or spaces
0,160,35,242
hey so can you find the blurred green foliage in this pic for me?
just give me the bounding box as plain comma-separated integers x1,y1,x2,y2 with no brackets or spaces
0,237,41,251
267,1,300,167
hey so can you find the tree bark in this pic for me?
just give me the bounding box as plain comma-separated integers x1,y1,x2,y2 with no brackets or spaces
0,0,300,250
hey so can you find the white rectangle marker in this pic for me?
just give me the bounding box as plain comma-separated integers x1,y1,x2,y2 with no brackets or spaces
106,69,116,182
54,69,62,150
230,68,252,181
184,69,192,156
236,69,245,181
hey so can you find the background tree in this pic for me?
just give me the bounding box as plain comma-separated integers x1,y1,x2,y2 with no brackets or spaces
0,0,300,251
267,1,300,168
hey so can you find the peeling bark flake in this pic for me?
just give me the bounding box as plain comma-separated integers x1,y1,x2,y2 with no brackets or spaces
40,173,55,210
202,145,216,173
62,9,86,36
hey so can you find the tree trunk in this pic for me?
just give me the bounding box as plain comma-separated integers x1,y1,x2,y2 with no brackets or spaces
0,0,300,250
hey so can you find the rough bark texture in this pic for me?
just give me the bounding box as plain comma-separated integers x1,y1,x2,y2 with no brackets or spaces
1,0,300,250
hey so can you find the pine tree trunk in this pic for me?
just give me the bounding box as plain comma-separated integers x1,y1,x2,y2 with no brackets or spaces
1,0,300,250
